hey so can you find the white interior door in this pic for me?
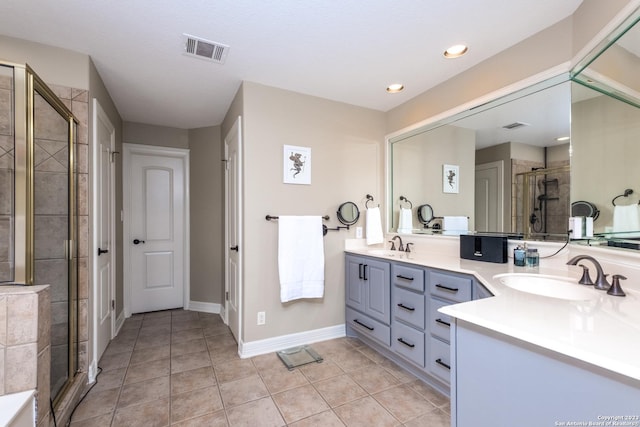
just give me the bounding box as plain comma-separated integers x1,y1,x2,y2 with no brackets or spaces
475,161,504,232
225,117,242,342
124,144,190,314
93,99,115,363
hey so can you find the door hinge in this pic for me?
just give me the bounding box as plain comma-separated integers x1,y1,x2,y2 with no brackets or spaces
111,300,115,310
221,159,229,170
226,291,229,301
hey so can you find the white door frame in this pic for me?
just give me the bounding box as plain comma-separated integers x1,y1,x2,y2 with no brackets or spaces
475,160,505,232
90,98,116,382
123,143,190,317
224,116,242,339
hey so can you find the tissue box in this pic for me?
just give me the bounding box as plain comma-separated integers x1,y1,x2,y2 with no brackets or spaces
460,234,508,263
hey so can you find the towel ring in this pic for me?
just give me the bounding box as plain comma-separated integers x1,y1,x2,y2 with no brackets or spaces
612,189,639,206
365,194,377,209
399,196,413,209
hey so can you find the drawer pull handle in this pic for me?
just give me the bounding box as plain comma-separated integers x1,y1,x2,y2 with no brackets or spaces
396,274,414,281
435,318,451,327
397,303,415,312
435,358,451,370
363,265,368,281
353,319,374,331
435,284,459,293
358,263,363,280
397,338,415,348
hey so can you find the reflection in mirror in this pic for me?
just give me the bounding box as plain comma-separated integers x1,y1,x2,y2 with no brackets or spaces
336,201,360,226
0,65,14,282
417,204,434,227
389,77,571,239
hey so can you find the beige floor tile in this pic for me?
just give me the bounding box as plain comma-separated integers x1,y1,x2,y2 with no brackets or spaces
143,311,172,320
69,412,113,427
225,396,285,427
287,410,345,427
206,334,237,352
171,385,224,423
314,374,368,408
171,337,207,357
172,318,202,332
260,366,309,394
406,379,449,407
129,343,171,365
372,384,436,423
219,375,269,408
333,396,400,427
378,359,416,383
250,352,283,372
171,410,229,426
120,318,142,331
112,396,170,427
171,327,204,344
203,323,234,337
138,323,172,336
135,332,171,349
209,344,241,366
124,357,170,385
403,408,450,427
355,345,387,364
348,365,400,394
332,350,377,372
91,367,126,393
71,387,120,421
171,366,216,395
215,359,257,384
118,375,170,409
299,360,344,383
102,339,135,357
171,350,211,374
98,350,132,372
272,384,330,424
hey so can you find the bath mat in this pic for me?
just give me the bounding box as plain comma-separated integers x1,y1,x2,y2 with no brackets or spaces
276,345,323,370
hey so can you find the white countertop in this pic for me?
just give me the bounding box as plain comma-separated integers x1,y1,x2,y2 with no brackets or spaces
345,243,640,383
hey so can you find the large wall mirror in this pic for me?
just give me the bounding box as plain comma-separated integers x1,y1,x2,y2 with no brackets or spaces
388,6,640,246
389,76,571,240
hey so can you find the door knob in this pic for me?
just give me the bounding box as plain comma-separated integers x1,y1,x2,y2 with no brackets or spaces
98,248,109,255
230,245,239,251
133,239,146,245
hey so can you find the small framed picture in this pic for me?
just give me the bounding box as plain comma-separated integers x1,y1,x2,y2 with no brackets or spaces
443,164,459,193
283,145,311,185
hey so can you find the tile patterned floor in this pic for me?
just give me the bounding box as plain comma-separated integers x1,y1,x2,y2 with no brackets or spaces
69,309,450,426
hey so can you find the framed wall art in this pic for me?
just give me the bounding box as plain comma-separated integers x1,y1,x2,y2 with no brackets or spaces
443,164,459,193
283,145,311,185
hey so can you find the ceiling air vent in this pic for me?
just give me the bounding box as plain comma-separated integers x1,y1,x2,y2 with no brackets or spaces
502,121,530,130
183,34,229,64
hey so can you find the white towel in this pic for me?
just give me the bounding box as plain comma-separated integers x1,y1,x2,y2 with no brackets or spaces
443,216,468,231
365,207,384,245
397,207,413,234
278,216,325,303
613,204,640,233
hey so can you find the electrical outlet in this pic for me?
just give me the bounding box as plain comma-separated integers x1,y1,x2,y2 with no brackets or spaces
257,311,266,325
356,226,363,238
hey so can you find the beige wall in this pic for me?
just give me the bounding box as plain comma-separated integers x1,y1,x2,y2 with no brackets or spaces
188,126,224,303
0,35,89,90
238,82,385,343
123,121,189,148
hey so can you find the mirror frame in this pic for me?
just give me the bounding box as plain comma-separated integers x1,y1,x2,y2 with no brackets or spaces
336,201,360,226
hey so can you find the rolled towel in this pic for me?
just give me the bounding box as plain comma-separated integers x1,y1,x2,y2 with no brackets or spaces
397,207,413,234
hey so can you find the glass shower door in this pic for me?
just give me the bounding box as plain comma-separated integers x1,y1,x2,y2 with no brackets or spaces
0,65,15,282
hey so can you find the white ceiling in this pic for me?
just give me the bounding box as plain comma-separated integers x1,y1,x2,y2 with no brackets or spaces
0,0,582,129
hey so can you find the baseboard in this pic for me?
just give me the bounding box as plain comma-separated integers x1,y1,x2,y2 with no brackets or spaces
188,300,221,314
239,324,346,358
115,310,125,336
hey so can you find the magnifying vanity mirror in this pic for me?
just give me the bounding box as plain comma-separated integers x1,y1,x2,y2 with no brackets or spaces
417,204,435,228
337,201,360,227
387,5,640,249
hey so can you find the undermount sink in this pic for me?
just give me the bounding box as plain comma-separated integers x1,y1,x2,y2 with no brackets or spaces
493,273,600,301
367,249,404,257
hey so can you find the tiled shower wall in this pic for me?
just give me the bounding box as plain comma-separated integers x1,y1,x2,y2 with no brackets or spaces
0,72,14,282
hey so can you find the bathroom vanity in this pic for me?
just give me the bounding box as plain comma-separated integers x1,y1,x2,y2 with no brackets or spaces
345,238,640,426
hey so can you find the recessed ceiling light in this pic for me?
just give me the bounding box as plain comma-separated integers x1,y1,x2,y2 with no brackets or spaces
386,83,404,93
556,136,570,142
444,44,468,59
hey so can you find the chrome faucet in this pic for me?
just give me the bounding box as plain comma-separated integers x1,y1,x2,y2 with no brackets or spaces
566,255,609,290
390,235,404,251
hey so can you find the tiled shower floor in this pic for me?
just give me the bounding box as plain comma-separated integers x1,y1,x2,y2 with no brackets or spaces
69,309,450,426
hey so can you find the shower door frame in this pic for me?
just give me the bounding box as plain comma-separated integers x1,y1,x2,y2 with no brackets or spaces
8,61,80,406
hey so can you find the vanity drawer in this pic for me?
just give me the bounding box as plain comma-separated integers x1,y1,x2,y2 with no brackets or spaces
429,336,451,384
392,286,425,329
429,271,472,303
392,321,425,367
346,307,390,347
429,298,452,342
392,264,425,292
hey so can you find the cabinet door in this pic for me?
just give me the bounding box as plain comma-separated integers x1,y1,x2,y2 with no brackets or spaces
345,255,366,312
364,259,391,324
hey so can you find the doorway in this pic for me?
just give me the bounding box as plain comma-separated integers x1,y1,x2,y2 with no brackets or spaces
123,144,190,315
475,161,504,233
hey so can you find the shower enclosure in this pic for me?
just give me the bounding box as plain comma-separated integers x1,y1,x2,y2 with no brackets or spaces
514,165,571,239
0,62,79,408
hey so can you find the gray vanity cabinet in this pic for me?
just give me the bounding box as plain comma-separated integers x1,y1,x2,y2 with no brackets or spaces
345,255,391,346
391,263,426,367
